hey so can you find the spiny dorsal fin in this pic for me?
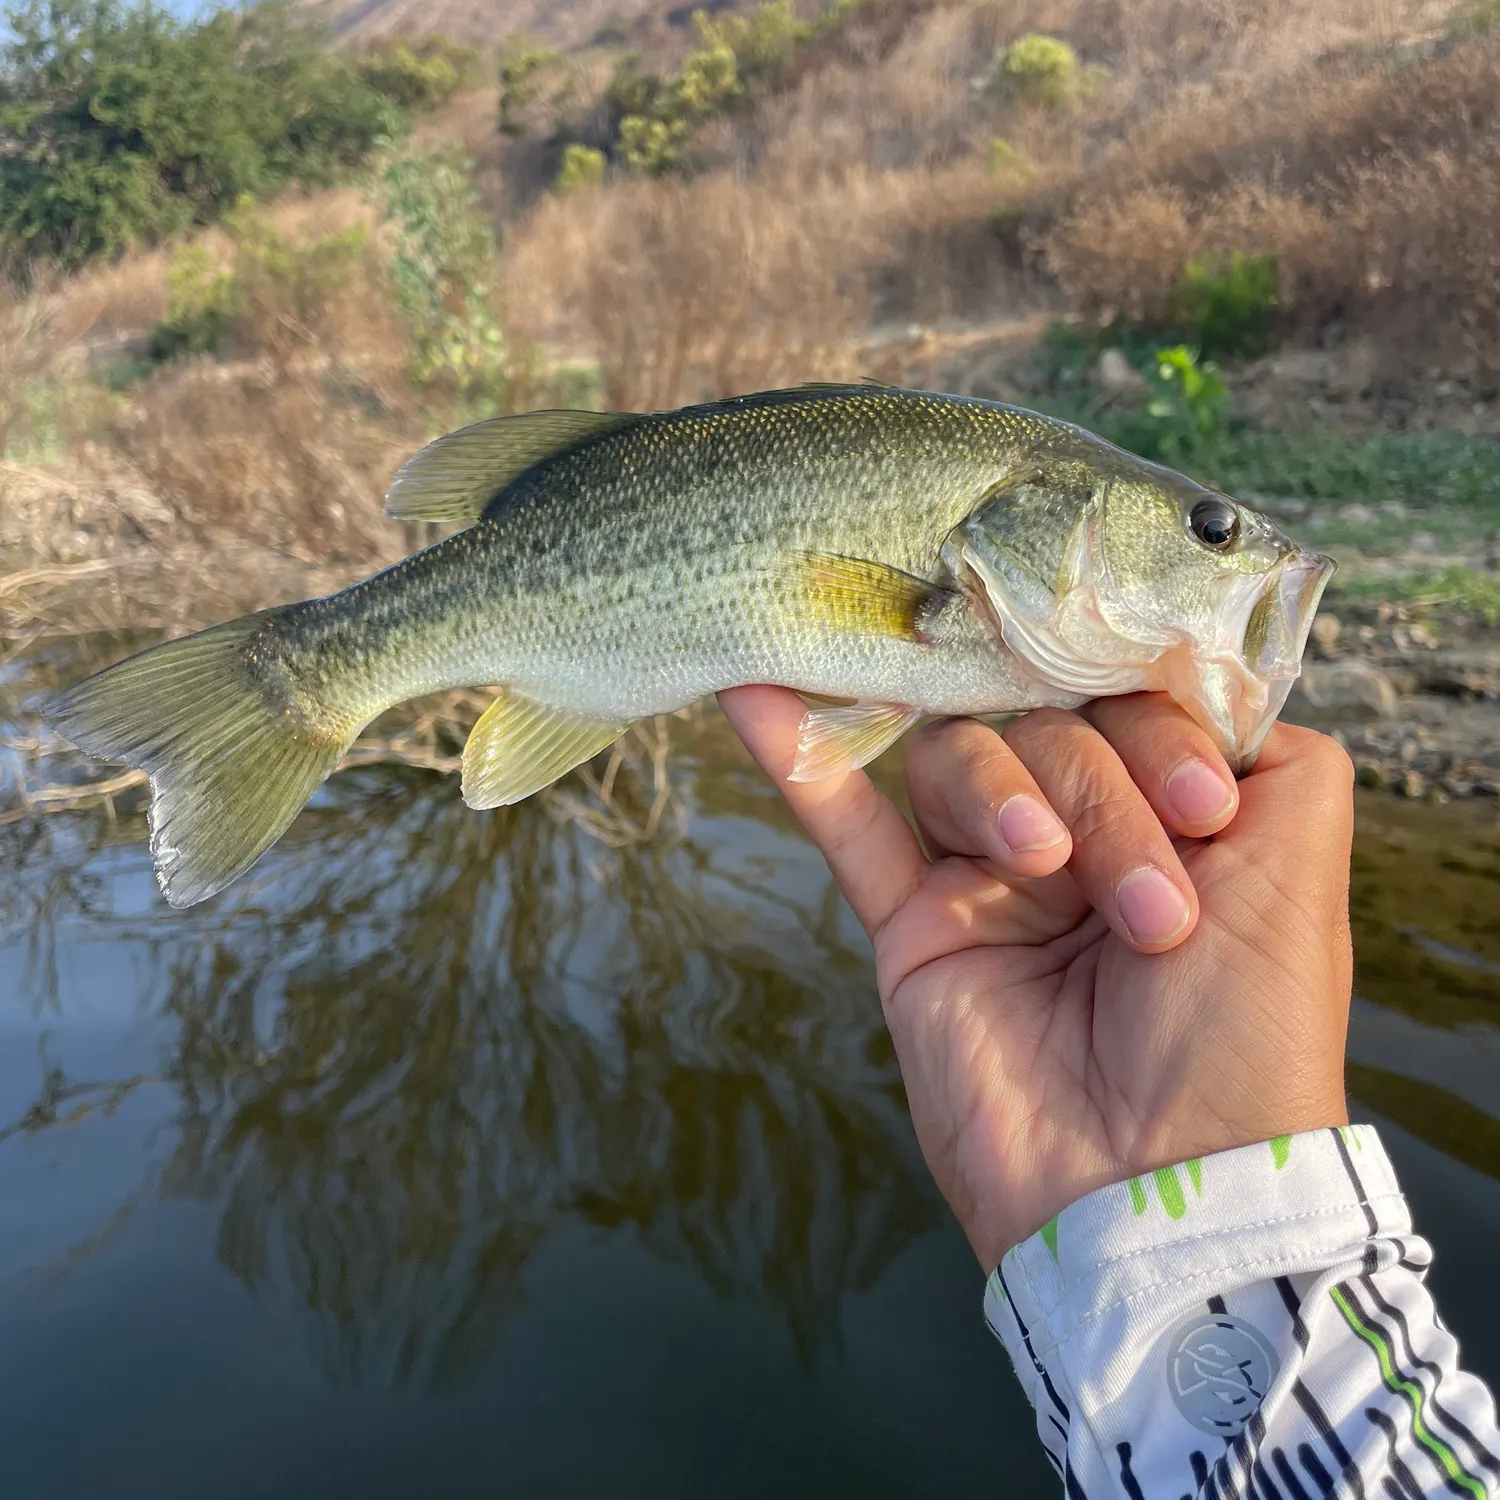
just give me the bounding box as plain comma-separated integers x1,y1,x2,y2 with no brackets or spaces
789,702,921,782
462,687,628,809
784,552,954,642
385,409,640,523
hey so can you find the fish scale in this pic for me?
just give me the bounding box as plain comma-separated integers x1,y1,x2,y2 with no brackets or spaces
44,384,1332,907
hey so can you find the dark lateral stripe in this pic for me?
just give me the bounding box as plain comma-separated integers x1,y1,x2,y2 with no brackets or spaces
1065,1458,1089,1500
1273,1447,1313,1500
1117,1442,1146,1500
995,1262,1072,1426
1332,1128,1380,1238
1356,1274,1500,1480
1367,1405,1449,1500
1209,1294,1228,1314
1192,1449,1211,1493
1293,1379,1369,1500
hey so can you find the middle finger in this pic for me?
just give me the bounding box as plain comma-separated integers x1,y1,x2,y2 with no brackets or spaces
1004,708,1200,953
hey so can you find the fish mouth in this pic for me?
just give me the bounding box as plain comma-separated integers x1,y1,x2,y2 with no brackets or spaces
1162,547,1336,775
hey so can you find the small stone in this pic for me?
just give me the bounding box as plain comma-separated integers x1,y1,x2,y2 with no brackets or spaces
1425,785,1449,805
1444,777,1475,798
1399,738,1419,765
1476,780,1500,798
1310,615,1342,653
1409,531,1436,553
1095,348,1150,403
1294,659,1400,717
1357,624,1377,644
1356,762,1387,790
1340,502,1376,526
1408,622,1436,647
1399,770,1426,798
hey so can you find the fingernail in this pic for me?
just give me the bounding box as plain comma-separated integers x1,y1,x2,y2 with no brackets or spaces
1166,758,1235,826
998,794,1067,854
1116,866,1192,946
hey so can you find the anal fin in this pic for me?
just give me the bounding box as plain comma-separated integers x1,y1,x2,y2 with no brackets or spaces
462,688,628,809
788,701,921,782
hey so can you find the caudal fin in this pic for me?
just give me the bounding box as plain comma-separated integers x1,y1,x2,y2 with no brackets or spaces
44,612,357,908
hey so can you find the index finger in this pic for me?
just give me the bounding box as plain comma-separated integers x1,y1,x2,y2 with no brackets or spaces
718,686,927,939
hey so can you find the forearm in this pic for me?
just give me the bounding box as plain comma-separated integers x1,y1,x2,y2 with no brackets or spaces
985,1126,1500,1496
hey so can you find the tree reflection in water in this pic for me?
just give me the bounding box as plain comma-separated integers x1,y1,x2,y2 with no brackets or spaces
1,714,941,1388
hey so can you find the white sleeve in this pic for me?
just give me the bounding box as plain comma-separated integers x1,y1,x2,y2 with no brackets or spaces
984,1125,1500,1498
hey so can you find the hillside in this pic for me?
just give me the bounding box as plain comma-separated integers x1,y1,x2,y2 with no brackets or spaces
301,0,679,49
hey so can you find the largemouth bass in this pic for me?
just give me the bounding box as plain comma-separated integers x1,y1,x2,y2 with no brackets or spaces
46,384,1333,907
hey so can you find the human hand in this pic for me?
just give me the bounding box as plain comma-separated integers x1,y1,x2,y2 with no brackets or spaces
718,688,1355,1269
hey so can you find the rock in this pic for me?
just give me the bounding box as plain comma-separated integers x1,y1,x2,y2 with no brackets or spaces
1409,531,1436,553
1310,615,1343,654
1293,660,1400,718
1339,502,1376,526
1094,349,1150,404
1356,762,1388,790
1408,623,1437,648
1444,777,1475,798
1398,769,1426,798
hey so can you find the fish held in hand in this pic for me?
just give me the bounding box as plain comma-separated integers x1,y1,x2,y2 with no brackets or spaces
45,385,1333,906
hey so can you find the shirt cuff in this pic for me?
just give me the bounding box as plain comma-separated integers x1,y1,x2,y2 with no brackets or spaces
983,1125,1406,1427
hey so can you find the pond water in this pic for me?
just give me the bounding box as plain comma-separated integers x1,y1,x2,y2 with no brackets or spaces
1,650,1498,1500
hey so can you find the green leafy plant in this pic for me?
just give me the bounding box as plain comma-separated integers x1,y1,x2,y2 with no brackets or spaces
556,143,606,193
1165,251,1279,360
376,145,508,410
1146,345,1229,457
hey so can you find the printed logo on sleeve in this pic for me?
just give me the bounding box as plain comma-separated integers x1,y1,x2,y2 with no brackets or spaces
1166,1313,1281,1437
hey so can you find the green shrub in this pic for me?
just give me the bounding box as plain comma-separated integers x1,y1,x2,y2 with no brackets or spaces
676,35,739,115
356,38,477,112
619,113,686,174
497,36,558,136
556,144,606,193
376,145,508,410
149,243,244,361
0,0,405,267
987,137,1034,177
146,203,369,363
995,34,1078,109
1165,252,1279,360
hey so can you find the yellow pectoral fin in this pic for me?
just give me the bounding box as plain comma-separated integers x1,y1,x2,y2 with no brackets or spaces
789,702,922,782
462,689,629,809
787,553,953,643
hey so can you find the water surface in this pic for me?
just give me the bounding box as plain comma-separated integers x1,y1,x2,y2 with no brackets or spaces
2,661,1498,1499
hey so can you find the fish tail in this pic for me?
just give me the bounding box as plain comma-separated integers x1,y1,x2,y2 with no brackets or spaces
44,608,363,908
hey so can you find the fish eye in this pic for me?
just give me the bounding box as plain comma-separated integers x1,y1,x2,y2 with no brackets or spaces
1188,497,1240,550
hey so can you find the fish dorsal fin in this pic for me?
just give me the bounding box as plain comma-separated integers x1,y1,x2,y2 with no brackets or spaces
789,702,921,782
785,552,953,642
783,377,893,393
462,687,629,809
386,409,640,522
